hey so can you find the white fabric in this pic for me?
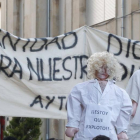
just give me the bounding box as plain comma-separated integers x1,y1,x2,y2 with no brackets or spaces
126,70,140,140
0,25,139,118
66,79,132,140
0,26,87,118
126,70,140,124
127,124,140,140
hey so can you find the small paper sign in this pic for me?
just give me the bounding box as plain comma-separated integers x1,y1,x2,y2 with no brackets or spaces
84,104,111,138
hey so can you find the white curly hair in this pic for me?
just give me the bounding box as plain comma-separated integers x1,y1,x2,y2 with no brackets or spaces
87,51,124,81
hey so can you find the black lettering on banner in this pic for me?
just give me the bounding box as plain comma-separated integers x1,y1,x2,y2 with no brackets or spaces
107,34,122,55
2,32,20,51
130,65,135,77
120,63,128,80
23,39,30,52
30,38,48,52
45,96,55,109
0,55,12,77
73,56,80,79
30,95,43,108
0,30,3,49
65,101,67,110
132,41,140,59
40,58,52,81
80,55,88,79
53,57,62,81
27,57,41,81
0,42,2,48
58,96,66,110
30,38,37,52
62,32,78,49
62,56,72,80
126,39,131,58
0,54,89,81
45,37,61,50
14,37,21,51
9,58,22,79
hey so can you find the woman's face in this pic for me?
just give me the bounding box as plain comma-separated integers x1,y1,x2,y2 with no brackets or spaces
95,65,109,80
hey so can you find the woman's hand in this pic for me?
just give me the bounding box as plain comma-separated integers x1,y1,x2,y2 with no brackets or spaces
117,132,128,140
65,127,79,137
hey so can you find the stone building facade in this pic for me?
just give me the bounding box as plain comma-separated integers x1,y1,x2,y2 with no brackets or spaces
0,0,140,140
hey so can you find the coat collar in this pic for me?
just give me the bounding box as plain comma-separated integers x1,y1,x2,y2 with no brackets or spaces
89,79,114,98
89,79,114,85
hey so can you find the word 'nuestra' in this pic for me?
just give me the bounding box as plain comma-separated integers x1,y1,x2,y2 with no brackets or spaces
0,54,88,81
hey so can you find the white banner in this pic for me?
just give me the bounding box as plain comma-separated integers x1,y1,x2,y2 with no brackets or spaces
0,26,139,118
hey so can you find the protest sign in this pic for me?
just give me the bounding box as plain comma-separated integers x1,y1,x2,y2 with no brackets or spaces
0,26,139,118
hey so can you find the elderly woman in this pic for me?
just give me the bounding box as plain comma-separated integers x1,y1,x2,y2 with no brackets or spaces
65,52,132,140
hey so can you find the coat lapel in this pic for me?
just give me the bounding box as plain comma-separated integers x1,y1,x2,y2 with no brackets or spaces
89,79,114,103
89,79,100,103
90,79,102,103
92,79,102,95
101,80,113,99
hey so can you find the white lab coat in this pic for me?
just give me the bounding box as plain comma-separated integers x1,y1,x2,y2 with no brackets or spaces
126,70,140,140
66,79,132,140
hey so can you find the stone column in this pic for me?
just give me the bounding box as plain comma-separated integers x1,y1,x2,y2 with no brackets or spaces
24,0,36,38
0,0,7,30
